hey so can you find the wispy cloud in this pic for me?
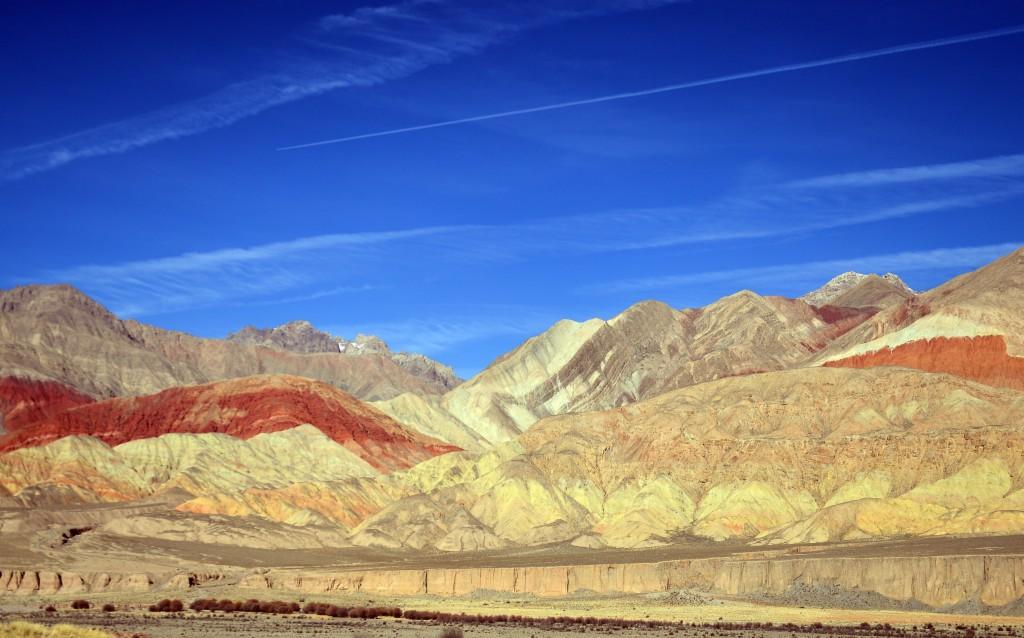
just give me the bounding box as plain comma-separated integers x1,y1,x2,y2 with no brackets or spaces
0,0,679,180
788,153,1024,188
280,23,1024,150
20,151,1024,316
43,226,463,316
588,243,1022,294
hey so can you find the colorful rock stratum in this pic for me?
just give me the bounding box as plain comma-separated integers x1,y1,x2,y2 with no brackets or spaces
2,247,1024,612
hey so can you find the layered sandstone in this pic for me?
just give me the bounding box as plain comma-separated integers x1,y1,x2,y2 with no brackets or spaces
0,425,385,501
7,366,1024,551
0,375,458,471
239,550,1024,609
0,377,93,434
820,247,1024,390
304,367,1024,550
825,335,1024,391
429,294,877,444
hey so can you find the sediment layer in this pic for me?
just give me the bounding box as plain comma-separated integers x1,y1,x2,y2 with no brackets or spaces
5,549,1024,612
238,551,1024,609
825,335,1024,392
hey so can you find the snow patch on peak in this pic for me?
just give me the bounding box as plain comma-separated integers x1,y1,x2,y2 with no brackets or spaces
802,271,913,307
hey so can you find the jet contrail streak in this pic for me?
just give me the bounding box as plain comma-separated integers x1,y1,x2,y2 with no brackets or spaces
278,23,1024,151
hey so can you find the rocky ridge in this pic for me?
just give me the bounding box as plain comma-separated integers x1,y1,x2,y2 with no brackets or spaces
227,320,461,391
802,271,914,307
0,285,454,401
377,293,878,445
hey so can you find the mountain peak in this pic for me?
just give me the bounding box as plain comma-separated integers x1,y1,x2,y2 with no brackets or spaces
801,271,913,307
226,320,393,355
226,321,461,390
1,284,116,320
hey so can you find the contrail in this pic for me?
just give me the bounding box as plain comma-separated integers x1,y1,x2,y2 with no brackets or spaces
278,23,1024,151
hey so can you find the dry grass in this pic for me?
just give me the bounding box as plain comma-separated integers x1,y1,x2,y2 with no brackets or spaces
0,621,113,638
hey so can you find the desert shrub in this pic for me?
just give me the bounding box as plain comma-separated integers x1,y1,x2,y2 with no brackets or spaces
101,604,115,613
70,600,91,610
189,599,216,612
44,606,57,613
189,597,303,616
147,599,183,613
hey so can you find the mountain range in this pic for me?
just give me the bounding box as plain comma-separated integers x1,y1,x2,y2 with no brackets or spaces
1,249,1023,554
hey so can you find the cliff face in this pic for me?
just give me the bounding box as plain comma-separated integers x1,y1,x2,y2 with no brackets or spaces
237,551,1024,609
1,569,153,595
5,550,1024,610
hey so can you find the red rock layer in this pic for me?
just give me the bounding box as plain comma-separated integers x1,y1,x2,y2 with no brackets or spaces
0,375,458,471
813,305,878,339
824,335,1024,391
0,377,94,433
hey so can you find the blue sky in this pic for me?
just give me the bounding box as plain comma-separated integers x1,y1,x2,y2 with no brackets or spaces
2,1,1023,377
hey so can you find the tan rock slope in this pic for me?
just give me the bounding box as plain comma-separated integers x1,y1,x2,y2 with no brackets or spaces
0,423,400,533
0,284,453,401
119,366,1024,552
519,367,1024,545
379,294,876,445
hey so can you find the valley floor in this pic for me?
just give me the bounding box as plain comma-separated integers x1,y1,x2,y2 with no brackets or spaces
4,600,1024,638
7,533,1024,633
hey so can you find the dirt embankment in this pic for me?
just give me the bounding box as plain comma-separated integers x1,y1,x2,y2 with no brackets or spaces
239,552,1024,610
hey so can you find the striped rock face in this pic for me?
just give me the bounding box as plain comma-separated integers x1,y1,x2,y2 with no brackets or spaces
0,374,459,472
820,247,1024,390
0,377,93,433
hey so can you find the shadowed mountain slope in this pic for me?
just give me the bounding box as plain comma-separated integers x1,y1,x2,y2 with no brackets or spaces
0,284,454,402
